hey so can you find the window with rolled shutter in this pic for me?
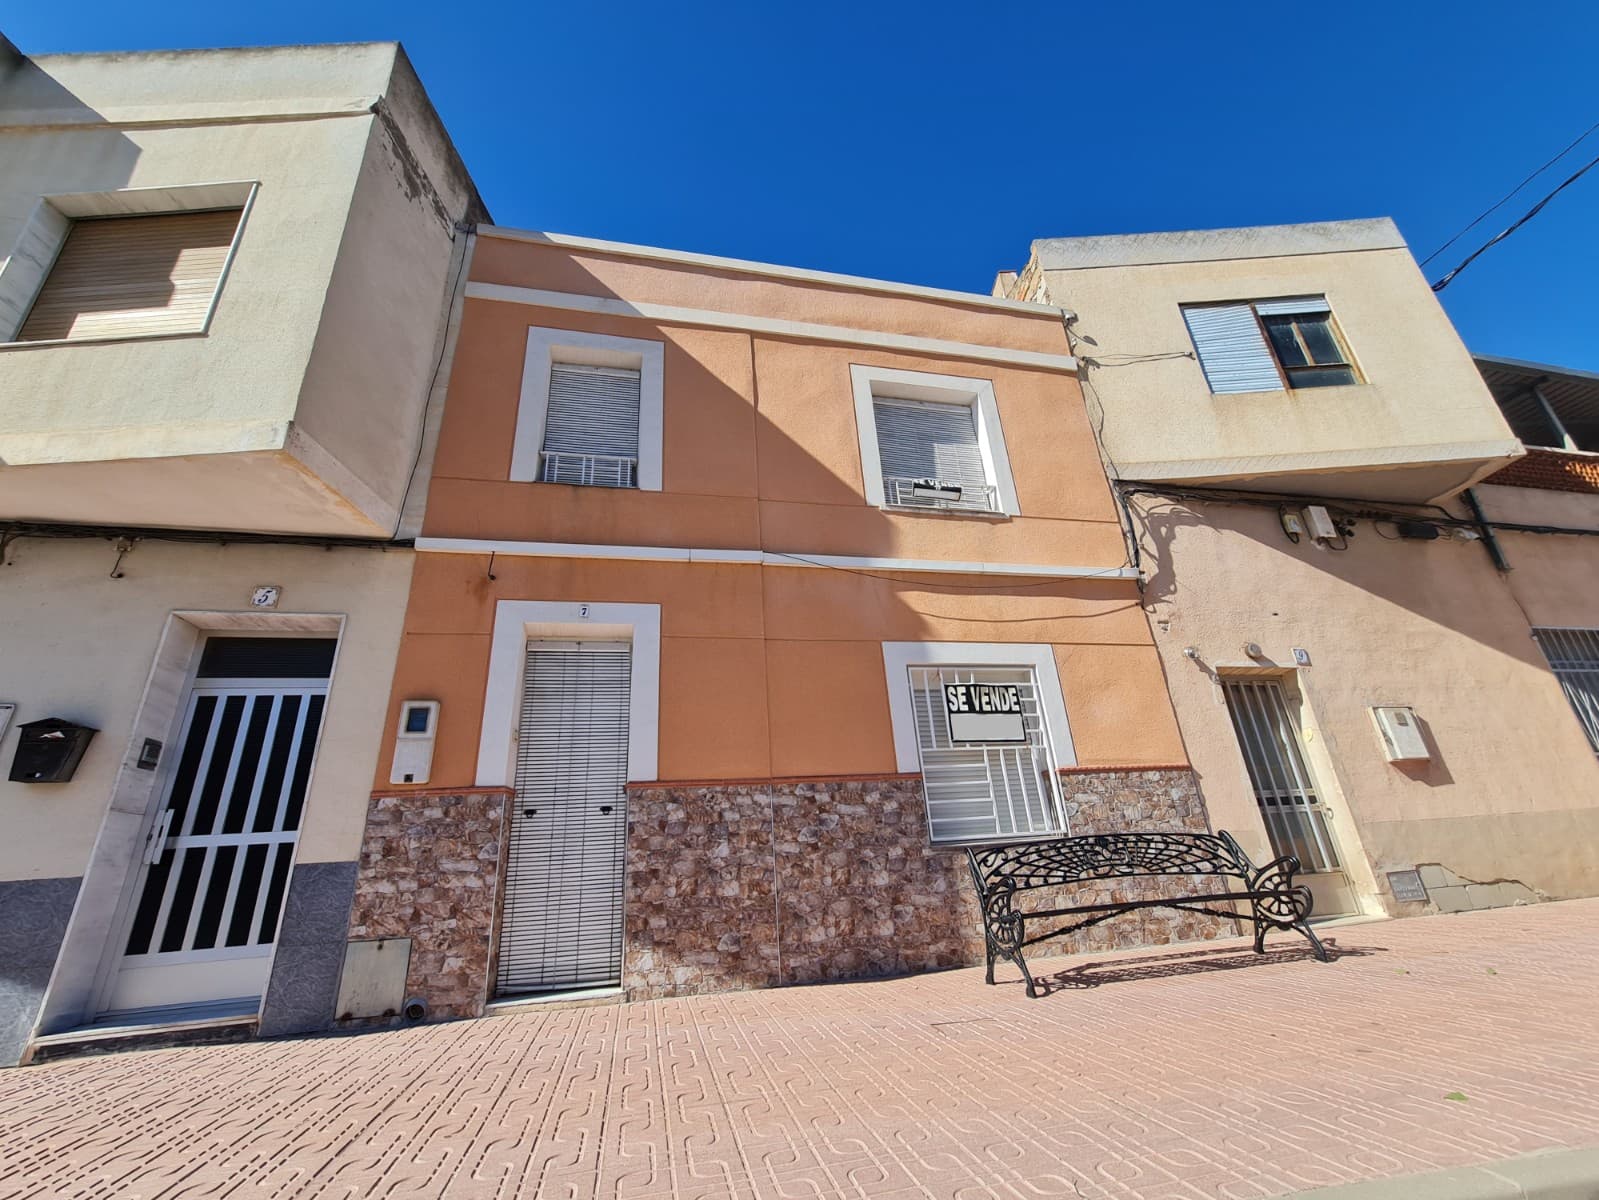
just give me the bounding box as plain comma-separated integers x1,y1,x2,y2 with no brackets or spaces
17,209,243,343
871,397,997,511
540,364,642,488
1182,296,1358,394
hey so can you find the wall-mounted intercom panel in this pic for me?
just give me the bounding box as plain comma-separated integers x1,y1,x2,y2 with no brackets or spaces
389,700,440,785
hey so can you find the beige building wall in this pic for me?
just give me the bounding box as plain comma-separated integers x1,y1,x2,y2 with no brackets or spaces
0,44,483,535
1013,220,1521,503
0,539,411,881
1133,493,1599,914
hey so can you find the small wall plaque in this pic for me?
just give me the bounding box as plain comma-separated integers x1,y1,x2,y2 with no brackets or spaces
1292,647,1312,666
250,585,282,609
1387,869,1428,903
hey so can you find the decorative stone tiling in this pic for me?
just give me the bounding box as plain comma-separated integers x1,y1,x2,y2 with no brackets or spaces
623,766,1223,1001
346,788,512,1021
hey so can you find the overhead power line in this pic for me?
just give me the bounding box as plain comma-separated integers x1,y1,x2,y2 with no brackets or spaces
1420,117,1599,269
1431,148,1599,292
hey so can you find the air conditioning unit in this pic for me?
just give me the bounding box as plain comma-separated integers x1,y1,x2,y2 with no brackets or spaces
1371,705,1429,762
910,479,963,502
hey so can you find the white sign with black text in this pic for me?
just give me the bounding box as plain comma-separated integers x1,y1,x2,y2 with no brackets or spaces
943,683,1027,744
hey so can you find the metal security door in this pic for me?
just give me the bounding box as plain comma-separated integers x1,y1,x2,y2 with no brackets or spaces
106,680,327,1015
498,641,631,995
1222,678,1345,878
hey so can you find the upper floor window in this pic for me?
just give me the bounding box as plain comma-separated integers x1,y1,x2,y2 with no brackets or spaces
542,363,641,487
0,182,257,346
1182,296,1359,394
872,397,995,512
511,326,665,490
851,365,1019,516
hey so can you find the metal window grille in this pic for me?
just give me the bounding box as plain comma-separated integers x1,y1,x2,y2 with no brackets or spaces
908,666,1064,843
540,363,641,487
1220,678,1341,873
498,642,632,995
1533,627,1599,754
872,397,999,512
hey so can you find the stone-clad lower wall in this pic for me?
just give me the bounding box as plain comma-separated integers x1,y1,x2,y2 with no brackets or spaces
347,788,511,1020
624,766,1222,1001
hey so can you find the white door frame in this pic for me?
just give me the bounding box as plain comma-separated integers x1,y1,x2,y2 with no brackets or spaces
35,614,344,1037
476,601,661,787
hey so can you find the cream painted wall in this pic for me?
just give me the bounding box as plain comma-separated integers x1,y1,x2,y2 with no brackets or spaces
1132,494,1599,908
0,44,483,536
1476,483,1599,630
0,537,413,881
1045,247,1521,497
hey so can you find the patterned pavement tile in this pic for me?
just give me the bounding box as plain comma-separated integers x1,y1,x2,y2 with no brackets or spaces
6,901,1599,1199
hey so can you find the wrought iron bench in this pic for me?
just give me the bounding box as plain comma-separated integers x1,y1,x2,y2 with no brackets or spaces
966,831,1329,998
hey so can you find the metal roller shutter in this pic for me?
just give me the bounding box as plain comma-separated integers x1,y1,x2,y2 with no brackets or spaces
1181,303,1284,394
498,642,632,995
872,397,994,510
18,209,243,342
541,364,641,486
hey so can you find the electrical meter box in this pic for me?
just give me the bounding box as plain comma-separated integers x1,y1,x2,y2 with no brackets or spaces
1371,705,1429,762
10,718,98,782
389,700,440,785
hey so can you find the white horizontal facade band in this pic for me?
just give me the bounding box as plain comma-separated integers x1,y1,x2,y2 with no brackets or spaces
477,226,1065,317
415,536,1137,580
463,282,1079,373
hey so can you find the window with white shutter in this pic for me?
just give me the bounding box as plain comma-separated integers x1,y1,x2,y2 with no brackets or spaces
540,363,641,488
512,327,665,490
1182,296,1359,394
849,365,1018,515
871,397,998,512
16,209,244,343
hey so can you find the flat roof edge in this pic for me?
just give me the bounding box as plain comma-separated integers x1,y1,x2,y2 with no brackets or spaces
476,226,1066,317
1031,218,1407,270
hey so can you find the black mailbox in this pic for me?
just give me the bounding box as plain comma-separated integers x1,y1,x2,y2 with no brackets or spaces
10,718,98,783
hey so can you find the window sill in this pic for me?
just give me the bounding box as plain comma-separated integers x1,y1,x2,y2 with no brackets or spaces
879,503,1013,521
0,329,209,352
931,828,1070,851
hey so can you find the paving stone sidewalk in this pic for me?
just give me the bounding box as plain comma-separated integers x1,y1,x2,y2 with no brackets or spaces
5,900,1599,1199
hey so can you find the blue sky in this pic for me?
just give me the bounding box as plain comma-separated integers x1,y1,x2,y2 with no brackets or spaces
10,2,1598,369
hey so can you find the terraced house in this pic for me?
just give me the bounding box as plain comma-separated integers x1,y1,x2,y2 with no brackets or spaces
340,227,1212,1022
0,37,483,1065
994,219,1599,923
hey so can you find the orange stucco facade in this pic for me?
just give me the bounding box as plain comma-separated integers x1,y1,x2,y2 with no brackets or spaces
375,233,1188,791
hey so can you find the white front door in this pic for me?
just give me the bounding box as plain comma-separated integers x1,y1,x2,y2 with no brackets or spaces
497,640,631,995
102,637,332,1016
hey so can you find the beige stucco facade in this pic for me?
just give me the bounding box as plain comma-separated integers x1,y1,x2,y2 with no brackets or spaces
0,39,482,1065
0,42,483,535
1006,220,1523,503
1131,489,1599,914
997,219,1599,918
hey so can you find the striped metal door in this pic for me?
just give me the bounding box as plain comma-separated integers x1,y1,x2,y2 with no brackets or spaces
1221,679,1342,873
106,680,326,1014
497,641,631,995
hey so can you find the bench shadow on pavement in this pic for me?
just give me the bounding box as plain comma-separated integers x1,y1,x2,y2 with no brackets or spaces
1018,938,1379,997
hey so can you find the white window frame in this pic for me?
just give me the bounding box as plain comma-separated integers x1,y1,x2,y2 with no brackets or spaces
511,327,665,490
0,180,259,347
850,365,1020,516
881,642,1076,772
476,600,661,787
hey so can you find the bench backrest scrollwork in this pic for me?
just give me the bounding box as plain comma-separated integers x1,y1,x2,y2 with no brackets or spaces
966,831,1257,899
